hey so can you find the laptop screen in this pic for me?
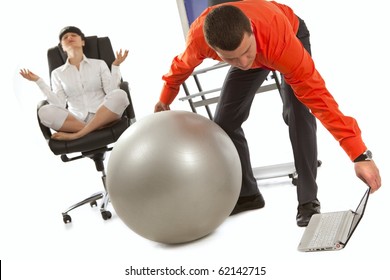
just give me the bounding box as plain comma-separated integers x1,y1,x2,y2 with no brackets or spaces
346,187,370,243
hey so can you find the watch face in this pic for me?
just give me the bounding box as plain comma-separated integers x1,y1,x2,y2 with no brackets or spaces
354,150,373,162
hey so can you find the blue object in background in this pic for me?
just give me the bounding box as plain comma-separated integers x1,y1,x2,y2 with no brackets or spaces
184,0,208,26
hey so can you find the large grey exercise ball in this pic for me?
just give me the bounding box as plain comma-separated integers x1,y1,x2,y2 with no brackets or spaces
106,110,241,244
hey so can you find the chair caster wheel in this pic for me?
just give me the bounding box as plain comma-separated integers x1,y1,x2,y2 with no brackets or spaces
101,211,112,220
90,201,98,207
289,173,298,186
63,214,72,224
291,178,297,186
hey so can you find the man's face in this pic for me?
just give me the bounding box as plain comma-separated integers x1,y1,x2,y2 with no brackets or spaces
214,32,257,70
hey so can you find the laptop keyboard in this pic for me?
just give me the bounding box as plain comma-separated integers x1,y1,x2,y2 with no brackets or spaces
309,212,345,247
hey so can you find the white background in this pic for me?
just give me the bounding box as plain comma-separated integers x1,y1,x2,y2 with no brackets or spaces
2,0,389,279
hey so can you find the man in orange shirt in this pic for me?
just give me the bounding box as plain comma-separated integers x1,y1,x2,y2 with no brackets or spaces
154,0,381,226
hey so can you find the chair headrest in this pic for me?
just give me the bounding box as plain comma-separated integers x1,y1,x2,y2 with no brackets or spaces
47,36,115,76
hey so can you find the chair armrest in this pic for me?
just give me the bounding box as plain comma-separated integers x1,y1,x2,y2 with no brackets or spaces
120,81,136,121
37,100,52,142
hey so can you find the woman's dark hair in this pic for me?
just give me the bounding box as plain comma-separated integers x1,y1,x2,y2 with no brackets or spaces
59,26,85,41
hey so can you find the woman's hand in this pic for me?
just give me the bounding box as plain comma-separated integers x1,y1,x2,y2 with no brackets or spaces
112,49,129,66
19,68,40,82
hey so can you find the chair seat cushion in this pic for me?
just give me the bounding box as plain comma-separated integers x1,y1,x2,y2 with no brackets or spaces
48,117,129,155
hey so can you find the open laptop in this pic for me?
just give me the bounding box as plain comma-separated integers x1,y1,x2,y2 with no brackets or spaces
298,187,370,252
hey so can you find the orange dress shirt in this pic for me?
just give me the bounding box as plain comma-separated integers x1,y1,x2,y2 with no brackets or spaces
160,0,366,161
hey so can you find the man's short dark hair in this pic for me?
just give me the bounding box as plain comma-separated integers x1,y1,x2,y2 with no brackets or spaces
203,5,252,51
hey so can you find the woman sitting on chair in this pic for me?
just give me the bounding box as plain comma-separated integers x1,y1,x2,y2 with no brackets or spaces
20,26,130,141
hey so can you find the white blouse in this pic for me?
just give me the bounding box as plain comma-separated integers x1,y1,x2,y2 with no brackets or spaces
36,55,122,120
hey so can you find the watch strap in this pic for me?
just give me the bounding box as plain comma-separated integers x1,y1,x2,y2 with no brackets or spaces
353,150,372,162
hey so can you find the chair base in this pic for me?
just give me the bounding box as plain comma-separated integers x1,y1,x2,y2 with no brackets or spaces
61,191,111,224
59,151,113,224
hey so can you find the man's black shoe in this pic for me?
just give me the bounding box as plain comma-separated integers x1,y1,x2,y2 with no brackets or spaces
296,199,321,227
230,193,265,216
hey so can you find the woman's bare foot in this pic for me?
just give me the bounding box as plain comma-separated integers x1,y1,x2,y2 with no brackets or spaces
51,131,82,141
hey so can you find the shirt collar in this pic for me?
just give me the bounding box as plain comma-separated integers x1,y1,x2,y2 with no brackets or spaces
61,54,90,71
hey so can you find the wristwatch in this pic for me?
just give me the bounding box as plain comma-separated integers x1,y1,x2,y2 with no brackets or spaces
353,150,373,162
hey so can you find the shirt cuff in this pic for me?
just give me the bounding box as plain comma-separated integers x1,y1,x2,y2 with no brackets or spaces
340,136,367,162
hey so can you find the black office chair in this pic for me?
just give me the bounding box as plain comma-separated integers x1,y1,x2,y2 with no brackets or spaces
37,36,136,224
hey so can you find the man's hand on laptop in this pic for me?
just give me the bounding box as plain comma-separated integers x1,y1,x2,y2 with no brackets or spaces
354,161,381,193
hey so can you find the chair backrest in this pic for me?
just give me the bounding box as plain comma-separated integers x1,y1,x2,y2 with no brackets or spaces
47,36,116,76
38,35,136,149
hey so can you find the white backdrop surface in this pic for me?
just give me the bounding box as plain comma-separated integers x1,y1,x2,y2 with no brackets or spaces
1,1,389,279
